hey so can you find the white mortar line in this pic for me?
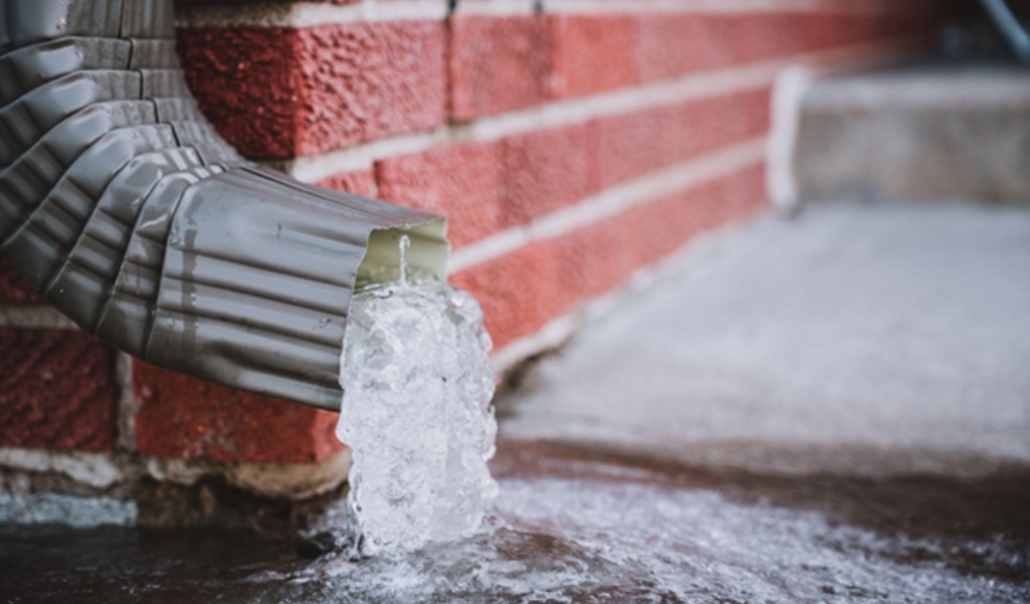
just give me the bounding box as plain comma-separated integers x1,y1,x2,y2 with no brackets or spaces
455,0,540,16
179,0,928,28
288,128,454,182
448,136,767,274
282,36,918,182
0,305,78,329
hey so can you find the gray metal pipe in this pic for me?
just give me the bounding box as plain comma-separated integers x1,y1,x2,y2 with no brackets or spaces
0,0,449,411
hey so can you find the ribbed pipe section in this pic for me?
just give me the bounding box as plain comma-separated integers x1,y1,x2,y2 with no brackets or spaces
0,0,449,411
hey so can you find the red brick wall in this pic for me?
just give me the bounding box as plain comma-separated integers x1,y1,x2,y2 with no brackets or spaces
0,0,934,467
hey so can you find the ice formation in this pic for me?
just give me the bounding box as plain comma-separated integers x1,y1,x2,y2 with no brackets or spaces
336,236,498,555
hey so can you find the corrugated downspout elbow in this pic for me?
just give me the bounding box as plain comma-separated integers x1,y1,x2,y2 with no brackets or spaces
0,0,449,411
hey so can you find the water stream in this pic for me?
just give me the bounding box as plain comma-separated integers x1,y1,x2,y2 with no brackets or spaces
335,236,498,555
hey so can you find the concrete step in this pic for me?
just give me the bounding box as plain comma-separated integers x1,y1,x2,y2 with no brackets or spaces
792,68,1030,205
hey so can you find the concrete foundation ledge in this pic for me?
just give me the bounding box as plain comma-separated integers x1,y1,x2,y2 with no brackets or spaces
0,447,350,530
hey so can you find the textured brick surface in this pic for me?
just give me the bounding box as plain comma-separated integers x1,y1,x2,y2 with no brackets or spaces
133,362,344,464
629,164,767,269
551,15,638,99
293,22,447,154
450,12,925,120
179,21,446,158
372,125,597,249
363,88,769,250
452,165,766,350
449,15,557,120
591,107,674,190
0,256,44,304
502,124,597,226
451,239,566,351
0,330,118,451
634,14,705,83
178,27,301,158
376,141,505,248
593,88,772,189
179,11,924,151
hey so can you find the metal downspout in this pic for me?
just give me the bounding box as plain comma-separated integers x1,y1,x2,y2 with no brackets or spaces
0,0,450,411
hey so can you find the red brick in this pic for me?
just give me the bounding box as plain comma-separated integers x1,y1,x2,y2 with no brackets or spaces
376,141,505,248
634,14,710,83
449,15,557,120
179,11,929,157
450,239,566,350
178,27,302,158
501,123,596,226
452,166,767,349
548,14,742,101
795,14,845,50
0,329,118,451
671,88,772,160
568,164,767,298
629,164,766,268
732,14,807,63
728,164,769,219
293,21,447,155
133,361,343,464
799,13,902,50
590,107,672,190
592,88,772,190
316,169,378,198
516,12,933,107
628,189,703,269
0,256,44,304
556,215,637,305
371,88,769,248
179,21,446,158
372,85,771,251
551,15,637,99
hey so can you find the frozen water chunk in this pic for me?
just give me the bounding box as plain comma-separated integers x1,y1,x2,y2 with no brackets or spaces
336,272,497,555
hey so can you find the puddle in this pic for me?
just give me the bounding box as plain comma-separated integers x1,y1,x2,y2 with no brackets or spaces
2,442,1028,603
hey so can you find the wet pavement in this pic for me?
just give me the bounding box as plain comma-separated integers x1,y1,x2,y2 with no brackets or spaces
1,442,1029,603
501,201,1030,477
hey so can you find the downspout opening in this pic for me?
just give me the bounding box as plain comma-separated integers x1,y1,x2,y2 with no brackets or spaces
356,219,450,290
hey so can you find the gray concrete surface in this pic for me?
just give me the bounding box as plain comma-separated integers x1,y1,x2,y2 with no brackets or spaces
795,68,1030,205
500,202,1030,476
